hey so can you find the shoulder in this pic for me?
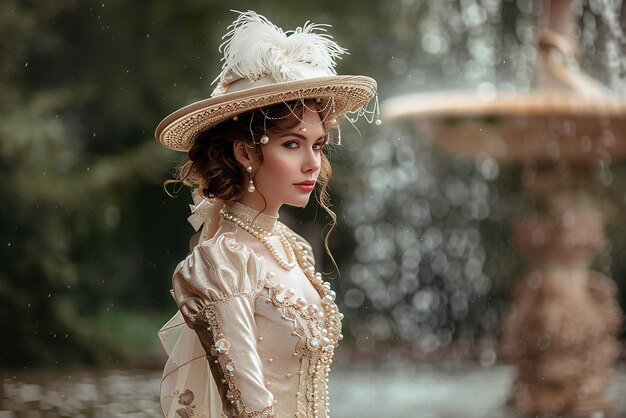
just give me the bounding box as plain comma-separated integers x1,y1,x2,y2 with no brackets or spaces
173,232,267,304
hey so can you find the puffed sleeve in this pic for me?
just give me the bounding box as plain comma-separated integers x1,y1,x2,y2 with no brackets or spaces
172,233,275,418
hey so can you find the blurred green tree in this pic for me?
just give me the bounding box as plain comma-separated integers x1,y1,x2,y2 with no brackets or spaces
0,1,180,366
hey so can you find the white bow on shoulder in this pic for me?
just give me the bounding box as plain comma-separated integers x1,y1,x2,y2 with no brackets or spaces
187,189,225,244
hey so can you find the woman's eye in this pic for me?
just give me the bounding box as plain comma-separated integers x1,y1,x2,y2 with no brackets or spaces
313,142,325,151
283,141,299,149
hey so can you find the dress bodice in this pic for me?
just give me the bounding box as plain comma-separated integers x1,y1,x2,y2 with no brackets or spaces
169,205,342,418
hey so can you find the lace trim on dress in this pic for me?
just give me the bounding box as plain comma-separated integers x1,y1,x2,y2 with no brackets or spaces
239,405,276,418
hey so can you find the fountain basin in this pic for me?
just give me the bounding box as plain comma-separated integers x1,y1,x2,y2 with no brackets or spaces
384,92,626,163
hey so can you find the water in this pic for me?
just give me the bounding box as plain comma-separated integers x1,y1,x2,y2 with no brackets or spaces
2,363,624,417
0,369,161,417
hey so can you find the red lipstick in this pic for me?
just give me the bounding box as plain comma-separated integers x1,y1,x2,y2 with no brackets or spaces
294,180,316,193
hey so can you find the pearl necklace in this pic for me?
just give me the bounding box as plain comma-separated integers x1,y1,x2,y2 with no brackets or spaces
220,208,297,271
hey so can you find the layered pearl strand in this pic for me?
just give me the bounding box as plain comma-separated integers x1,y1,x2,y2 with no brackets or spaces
220,205,297,271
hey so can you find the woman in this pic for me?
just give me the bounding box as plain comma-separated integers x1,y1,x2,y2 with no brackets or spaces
156,11,378,418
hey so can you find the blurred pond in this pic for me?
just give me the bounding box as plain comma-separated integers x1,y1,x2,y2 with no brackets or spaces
1,363,625,418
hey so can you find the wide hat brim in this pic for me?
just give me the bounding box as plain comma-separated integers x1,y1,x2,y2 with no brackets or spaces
155,75,377,152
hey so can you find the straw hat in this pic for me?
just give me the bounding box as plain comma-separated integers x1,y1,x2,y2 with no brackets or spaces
155,11,378,152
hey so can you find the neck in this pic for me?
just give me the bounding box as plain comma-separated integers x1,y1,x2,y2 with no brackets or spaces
224,201,279,232
237,193,281,217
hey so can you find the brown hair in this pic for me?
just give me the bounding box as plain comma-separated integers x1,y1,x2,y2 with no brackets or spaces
164,99,338,266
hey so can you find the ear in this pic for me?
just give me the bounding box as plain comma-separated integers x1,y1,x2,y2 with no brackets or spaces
233,140,257,168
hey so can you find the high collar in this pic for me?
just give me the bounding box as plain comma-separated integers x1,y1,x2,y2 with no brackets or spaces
224,201,279,233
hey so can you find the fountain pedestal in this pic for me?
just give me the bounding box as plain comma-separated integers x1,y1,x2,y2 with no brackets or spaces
501,174,622,415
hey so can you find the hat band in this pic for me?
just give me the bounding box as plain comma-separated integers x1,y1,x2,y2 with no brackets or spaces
217,65,333,96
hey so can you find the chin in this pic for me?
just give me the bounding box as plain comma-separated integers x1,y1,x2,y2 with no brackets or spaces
286,196,312,208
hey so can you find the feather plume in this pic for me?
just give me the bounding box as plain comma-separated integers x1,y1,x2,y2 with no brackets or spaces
213,11,348,89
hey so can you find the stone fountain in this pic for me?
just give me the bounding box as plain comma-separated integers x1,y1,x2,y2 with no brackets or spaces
383,1,625,415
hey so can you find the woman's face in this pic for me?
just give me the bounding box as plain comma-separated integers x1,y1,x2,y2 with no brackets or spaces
242,107,326,214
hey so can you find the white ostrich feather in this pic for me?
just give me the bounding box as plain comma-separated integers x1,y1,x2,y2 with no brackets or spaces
213,11,348,91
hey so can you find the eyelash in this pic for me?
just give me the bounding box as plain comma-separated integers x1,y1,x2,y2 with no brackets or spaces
283,140,326,150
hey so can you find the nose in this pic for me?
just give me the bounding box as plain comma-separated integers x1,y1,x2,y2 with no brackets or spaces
302,147,321,174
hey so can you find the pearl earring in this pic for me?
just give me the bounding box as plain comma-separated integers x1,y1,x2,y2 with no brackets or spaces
247,166,255,193
260,134,270,144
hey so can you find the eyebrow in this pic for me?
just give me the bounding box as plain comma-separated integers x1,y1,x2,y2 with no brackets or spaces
280,132,327,142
